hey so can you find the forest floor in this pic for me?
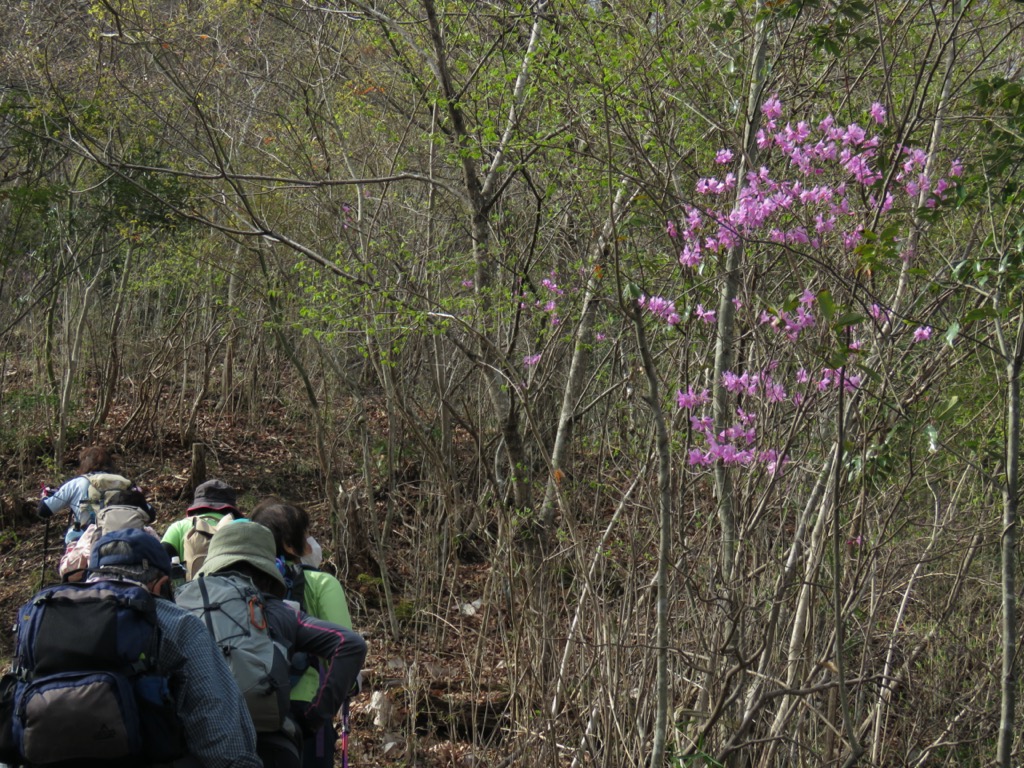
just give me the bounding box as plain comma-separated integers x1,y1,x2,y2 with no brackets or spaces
0,399,508,768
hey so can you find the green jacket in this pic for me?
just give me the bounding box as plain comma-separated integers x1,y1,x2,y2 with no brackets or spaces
290,567,353,703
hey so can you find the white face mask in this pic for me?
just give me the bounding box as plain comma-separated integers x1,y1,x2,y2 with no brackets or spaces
301,536,323,568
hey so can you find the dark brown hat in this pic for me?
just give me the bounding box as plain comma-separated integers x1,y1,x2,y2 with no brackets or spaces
187,479,238,513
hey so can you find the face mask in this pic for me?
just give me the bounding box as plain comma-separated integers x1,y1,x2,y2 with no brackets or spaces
301,536,323,568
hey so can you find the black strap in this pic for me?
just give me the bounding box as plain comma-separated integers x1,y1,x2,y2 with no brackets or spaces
196,576,218,640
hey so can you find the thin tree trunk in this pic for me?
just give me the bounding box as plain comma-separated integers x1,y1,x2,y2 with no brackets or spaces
714,0,769,585
58,265,102,459
998,312,1024,767
832,364,862,765
219,266,237,412
706,7,769,757
420,0,547,519
538,183,638,532
93,245,134,431
629,300,674,768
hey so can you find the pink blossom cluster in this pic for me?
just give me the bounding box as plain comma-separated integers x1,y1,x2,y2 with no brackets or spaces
541,271,564,295
695,304,716,324
685,406,788,474
720,369,789,403
696,173,736,195
661,97,952,479
638,295,681,325
665,95,958,271
817,367,862,394
519,271,566,326
759,305,816,341
869,303,891,323
676,385,710,409
754,289,818,341
678,359,870,473
896,147,960,208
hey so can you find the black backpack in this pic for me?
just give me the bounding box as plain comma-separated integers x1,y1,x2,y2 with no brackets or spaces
0,580,183,767
281,562,327,686
281,561,310,611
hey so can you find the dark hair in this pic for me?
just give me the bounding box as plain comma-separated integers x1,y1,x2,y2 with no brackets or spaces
78,446,116,474
105,488,148,509
228,562,285,598
105,488,156,522
250,498,310,560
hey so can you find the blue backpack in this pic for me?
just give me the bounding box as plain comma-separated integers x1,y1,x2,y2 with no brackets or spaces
1,580,183,767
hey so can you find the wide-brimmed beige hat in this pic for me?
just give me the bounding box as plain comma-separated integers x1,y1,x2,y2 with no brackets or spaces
197,520,285,591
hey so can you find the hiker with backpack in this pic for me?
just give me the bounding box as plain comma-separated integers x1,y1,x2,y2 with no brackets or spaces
58,487,160,582
1,528,262,768
161,478,242,579
250,498,355,768
176,521,367,768
36,445,137,545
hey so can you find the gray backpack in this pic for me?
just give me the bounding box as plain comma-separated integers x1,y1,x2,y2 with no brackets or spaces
174,573,291,732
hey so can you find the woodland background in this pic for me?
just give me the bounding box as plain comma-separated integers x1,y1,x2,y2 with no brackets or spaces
2,0,1024,766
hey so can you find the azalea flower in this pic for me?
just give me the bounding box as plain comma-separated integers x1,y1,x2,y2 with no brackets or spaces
676,387,710,410
695,304,716,324
541,277,563,295
762,95,782,120
639,295,681,325
679,244,702,268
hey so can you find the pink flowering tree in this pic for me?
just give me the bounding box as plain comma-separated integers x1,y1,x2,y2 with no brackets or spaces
667,95,960,472
632,91,970,761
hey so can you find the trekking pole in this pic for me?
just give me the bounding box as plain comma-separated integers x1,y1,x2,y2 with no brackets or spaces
40,518,50,587
39,483,54,586
340,698,350,768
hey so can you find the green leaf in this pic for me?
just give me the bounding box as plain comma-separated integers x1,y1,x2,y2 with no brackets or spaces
856,363,882,386
833,313,865,329
936,395,960,420
827,349,850,369
963,307,998,323
817,290,836,322
944,321,960,346
925,424,939,453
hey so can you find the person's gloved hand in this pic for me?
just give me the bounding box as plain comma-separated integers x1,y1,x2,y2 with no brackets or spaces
37,500,54,520
349,671,365,698
298,714,325,739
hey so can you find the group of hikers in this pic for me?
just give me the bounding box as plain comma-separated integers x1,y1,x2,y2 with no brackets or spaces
1,446,368,768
